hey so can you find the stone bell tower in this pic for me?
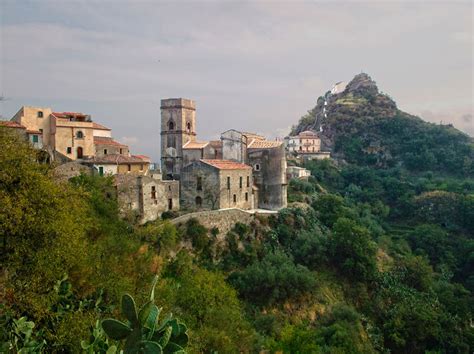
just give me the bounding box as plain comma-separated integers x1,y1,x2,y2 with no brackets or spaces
160,98,196,180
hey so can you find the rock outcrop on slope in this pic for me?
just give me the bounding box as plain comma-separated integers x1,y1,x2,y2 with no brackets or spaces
291,73,473,174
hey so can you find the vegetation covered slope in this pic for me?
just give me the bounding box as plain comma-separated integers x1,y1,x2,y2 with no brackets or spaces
2,74,474,354
292,73,474,175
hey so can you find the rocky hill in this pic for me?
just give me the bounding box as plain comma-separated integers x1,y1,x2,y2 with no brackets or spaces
292,73,473,174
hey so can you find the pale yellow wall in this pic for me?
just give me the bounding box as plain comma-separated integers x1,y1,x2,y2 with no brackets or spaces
218,169,253,210
53,118,95,159
117,163,150,175
12,106,53,147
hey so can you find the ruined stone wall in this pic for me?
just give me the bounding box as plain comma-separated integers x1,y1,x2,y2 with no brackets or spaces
53,161,93,181
170,208,261,238
181,162,220,210
116,175,180,224
248,145,288,210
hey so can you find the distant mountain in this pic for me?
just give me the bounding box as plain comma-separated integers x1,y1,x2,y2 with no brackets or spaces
292,73,473,174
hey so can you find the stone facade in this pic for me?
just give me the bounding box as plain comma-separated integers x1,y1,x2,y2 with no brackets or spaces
181,160,253,211
53,161,93,181
285,130,322,154
247,142,288,210
115,174,179,224
159,98,288,211
287,166,311,180
160,98,196,180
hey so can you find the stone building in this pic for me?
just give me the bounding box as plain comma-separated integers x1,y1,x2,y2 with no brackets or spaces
246,139,288,210
159,98,288,210
181,159,253,211
285,130,321,154
115,174,179,224
287,166,311,180
84,154,151,176
160,98,197,180
7,106,130,161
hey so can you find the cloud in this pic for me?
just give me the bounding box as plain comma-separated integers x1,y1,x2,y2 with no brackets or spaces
1,1,472,159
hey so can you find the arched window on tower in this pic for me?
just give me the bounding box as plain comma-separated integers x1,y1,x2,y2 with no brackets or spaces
186,122,191,132
168,121,175,131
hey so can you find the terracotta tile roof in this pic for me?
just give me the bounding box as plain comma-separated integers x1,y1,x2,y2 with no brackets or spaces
183,140,209,149
201,159,252,170
247,139,283,149
242,132,265,141
0,121,26,129
94,137,128,147
132,154,151,162
92,122,111,130
86,154,149,164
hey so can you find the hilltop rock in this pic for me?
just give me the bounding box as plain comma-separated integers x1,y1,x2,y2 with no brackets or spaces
290,73,473,173
344,73,379,97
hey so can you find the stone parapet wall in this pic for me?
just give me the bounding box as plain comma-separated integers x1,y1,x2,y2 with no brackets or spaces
170,208,276,238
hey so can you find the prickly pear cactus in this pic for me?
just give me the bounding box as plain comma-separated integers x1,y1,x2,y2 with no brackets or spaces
101,276,188,354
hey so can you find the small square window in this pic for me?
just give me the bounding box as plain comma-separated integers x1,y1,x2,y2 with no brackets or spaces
32,135,38,143
37,111,43,118
67,147,72,154
104,149,108,155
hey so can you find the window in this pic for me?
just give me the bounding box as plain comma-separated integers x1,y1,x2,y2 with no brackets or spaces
37,111,43,118
127,164,131,172
32,135,38,143
233,194,237,203
168,199,173,210
67,147,72,154
99,166,104,176
227,176,231,190
239,176,243,189
77,146,83,158
168,185,171,191
186,122,191,132
197,176,202,191
245,192,248,201
151,186,156,199
39,129,43,134
140,164,144,171
247,176,250,187
299,146,302,151
254,164,260,171
76,131,84,139
195,196,202,207
119,148,123,154
168,121,175,130
104,149,108,155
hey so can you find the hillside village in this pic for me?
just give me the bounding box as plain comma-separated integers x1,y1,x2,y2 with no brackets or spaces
0,98,330,224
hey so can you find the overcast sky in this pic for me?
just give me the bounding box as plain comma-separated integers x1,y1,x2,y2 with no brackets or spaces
1,0,472,160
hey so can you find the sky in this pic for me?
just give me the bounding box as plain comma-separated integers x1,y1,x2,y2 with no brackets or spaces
1,0,472,161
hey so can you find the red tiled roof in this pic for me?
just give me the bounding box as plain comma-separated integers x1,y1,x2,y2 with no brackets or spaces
242,132,265,141
247,140,283,149
132,154,151,162
94,137,128,147
201,159,251,170
0,121,26,129
92,122,111,130
86,154,149,165
183,140,209,149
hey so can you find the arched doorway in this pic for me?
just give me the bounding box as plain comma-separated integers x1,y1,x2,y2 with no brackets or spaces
77,147,83,159
195,196,202,207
